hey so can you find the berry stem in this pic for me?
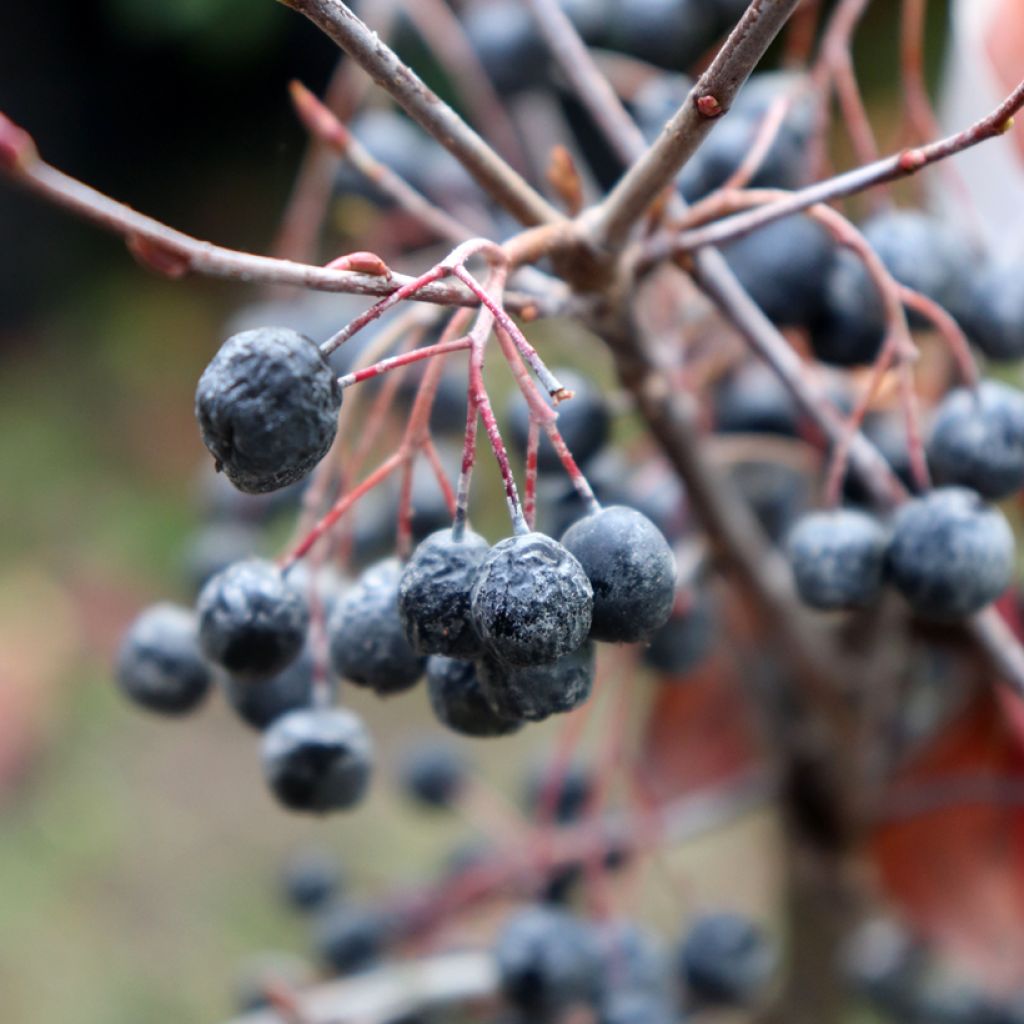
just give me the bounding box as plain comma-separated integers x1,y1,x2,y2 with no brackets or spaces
452,396,479,543
524,416,540,531
336,337,471,390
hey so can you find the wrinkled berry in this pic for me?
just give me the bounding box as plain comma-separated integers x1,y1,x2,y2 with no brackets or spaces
471,532,593,666
787,508,888,610
478,641,595,722
928,381,1024,500
886,487,1014,621
561,506,677,643
329,559,426,694
398,529,489,658
426,656,523,737
195,327,341,494
116,603,211,714
261,707,373,813
197,559,308,681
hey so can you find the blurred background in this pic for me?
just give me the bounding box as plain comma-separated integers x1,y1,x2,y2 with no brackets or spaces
0,2,954,1022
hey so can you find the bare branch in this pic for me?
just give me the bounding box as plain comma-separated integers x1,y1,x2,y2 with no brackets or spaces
587,0,803,251
275,0,563,228
0,125,563,314
660,78,1024,253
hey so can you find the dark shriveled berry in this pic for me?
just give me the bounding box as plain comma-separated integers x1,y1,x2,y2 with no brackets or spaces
679,912,777,1007
261,707,373,813
478,642,595,722
426,656,523,737
328,559,426,695
116,603,211,714
470,533,593,667
886,488,1015,621
496,906,601,1016
398,529,489,658
786,509,888,611
928,382,1024,500
197,559,309,681
195,327,341,494
561,506,676,643
222,644,324,731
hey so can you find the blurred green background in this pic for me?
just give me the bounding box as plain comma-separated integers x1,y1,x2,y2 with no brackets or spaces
0,2,948,1022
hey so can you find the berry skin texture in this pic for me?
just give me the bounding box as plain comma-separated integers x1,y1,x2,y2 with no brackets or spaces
426,656,523,737
470,532,593,667
561,506,677,643
328,559,426,695
928,382,1024,500
398,743,466,809
116,603,211,714
786,509,888,611
195,326,341,495
886,487,1015,621
496,906,601,1016
261,707,373,814
196,558,309,681
478,641,595,723
679,912,776,1007
398,528,489,658
222,644,324,731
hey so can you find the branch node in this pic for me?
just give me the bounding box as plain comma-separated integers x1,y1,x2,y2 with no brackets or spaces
125,234,191,278
696,94,724,118
0,112,38,173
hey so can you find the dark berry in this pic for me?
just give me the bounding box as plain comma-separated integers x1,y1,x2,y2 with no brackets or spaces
607,0,717,70
222,644,324,731
963,259,1024,361
426,656,523,737
116,603,211,715
928,381,1024,500
525,761,594,823
679,912,776,1006
722,215,835,328
470,533,593,667
808,247,886,367
281,847,344,913
863,209,973,324
534,451,634,540
328,559,426,695
197,559,308,681
786,508,888,610
560,0,612,44
506,368,611,474
911,972,995,1024
478,641,595,722
261,707,373,813
643,589,715,676
463,2,549,96
561,506,677,643
398,743,466,809
195,327,341,495
726,459,811,542
886,487,1015,621
182,522,261,597
632,73,693,141
314,903,392,976
496,906,601,1016
398,529,489,658
714,362,799,437
598,921,671,998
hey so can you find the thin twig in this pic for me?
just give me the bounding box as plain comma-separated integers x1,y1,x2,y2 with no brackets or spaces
275,0,563,227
